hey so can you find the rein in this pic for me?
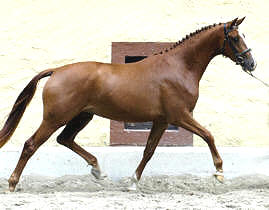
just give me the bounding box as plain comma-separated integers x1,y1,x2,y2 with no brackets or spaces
243,70,269,87
221,23,269,88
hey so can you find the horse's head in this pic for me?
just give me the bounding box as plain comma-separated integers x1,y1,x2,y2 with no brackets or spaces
220,17,256,72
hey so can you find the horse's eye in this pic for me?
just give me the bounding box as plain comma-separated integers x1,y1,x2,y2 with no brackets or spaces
233,37,239,42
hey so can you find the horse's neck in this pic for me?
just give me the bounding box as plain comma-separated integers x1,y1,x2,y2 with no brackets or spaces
173,26,223,81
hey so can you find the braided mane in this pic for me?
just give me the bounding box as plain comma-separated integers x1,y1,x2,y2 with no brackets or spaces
155,22,222,55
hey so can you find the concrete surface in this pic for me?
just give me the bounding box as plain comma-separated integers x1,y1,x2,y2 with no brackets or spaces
1,146,269,180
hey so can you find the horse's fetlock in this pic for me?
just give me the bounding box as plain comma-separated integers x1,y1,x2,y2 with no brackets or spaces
215,159,223,170
90,157,98,167
8,174,18,188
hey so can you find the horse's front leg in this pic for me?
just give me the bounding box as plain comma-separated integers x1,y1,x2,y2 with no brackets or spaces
129,121,168,190
173,111,224,182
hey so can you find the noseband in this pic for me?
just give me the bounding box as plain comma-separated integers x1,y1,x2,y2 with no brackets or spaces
220,23,251,66
219,24,269,87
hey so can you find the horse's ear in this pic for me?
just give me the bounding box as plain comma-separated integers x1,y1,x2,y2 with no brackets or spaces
230,17,238,28
236,17,246,26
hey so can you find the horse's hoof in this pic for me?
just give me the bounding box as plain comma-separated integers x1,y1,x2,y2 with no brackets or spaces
99,172,108,180
9,185,15,192
127,182,137,191
213,171,224,183
91,167,101,179
127,173,138,191
91,167,107,180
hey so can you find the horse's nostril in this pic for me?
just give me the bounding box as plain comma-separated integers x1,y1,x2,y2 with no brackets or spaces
250,60,257,70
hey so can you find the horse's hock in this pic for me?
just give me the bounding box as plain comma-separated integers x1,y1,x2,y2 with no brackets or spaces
110,42,193,146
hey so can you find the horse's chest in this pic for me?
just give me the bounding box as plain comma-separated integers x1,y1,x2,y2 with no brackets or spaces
162,80,199,113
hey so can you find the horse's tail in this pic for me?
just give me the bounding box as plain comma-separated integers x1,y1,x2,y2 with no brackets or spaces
0,69,54,148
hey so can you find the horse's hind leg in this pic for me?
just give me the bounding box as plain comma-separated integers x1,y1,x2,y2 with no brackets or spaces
129,121,168,190
8,120,59,192
56,112,103,179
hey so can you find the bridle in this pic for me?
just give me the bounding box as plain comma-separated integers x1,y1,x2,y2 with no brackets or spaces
220,23,251,67
219,23,269,87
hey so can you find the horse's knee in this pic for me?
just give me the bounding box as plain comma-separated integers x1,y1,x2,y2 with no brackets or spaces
22,138,36,157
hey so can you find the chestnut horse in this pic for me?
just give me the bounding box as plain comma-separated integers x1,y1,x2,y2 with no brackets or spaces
0,17,256,192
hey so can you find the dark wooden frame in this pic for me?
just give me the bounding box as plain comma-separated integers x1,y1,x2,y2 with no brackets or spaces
110,42,193,146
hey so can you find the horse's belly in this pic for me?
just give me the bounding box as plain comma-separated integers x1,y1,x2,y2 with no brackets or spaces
83,99,162,122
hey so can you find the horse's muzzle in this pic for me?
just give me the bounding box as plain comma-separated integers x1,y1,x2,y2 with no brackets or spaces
242,58,257,72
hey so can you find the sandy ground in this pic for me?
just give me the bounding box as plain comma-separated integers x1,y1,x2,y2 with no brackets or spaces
0,174,269,209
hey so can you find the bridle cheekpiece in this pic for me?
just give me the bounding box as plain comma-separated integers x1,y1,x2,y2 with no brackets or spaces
220,23,251,68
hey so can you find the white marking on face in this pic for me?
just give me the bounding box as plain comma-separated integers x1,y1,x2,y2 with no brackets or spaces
238,28,253,56
238,28,248,48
